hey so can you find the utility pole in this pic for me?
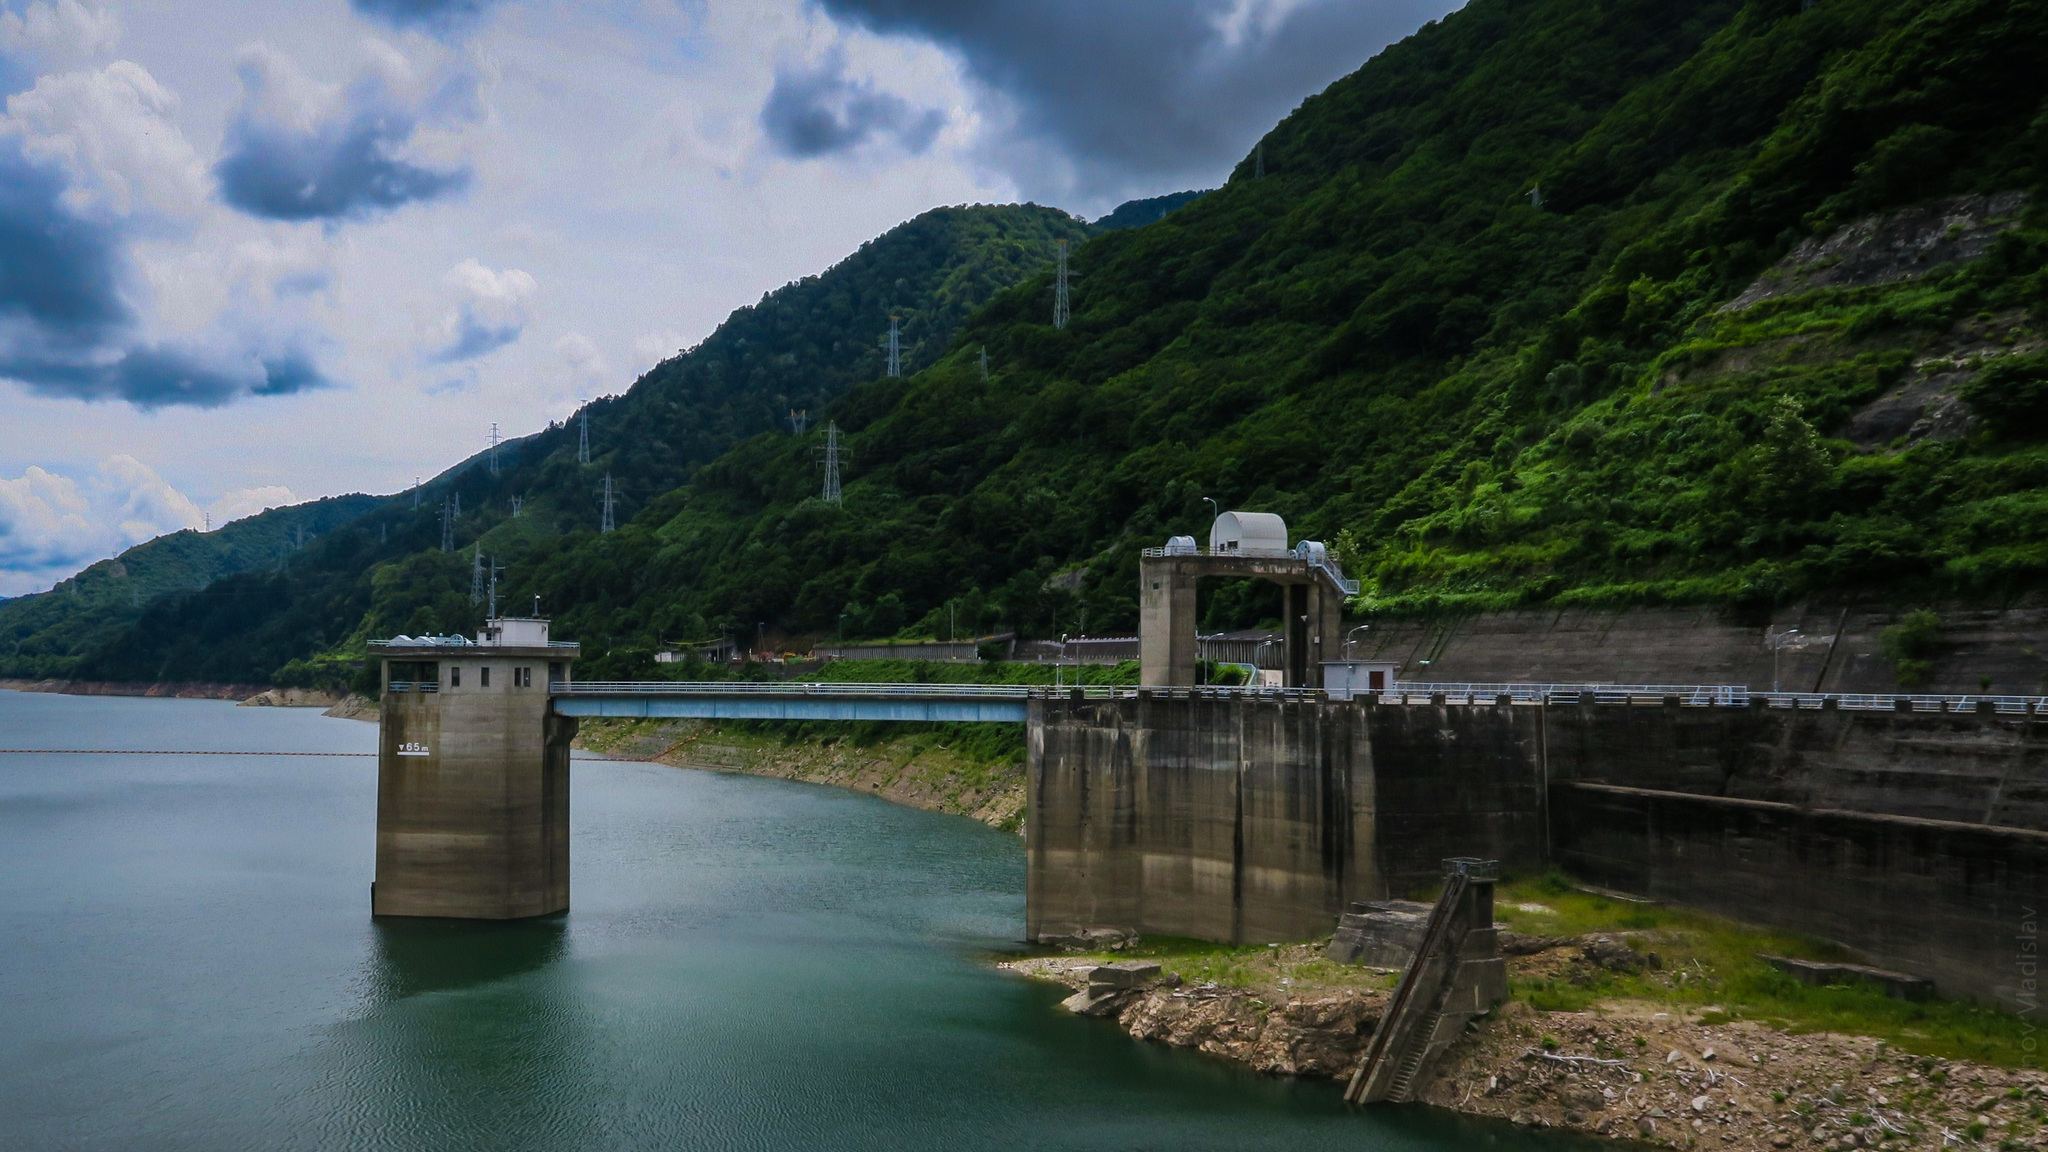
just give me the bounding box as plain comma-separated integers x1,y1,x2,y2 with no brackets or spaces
788,408,809,435
577,408,591,464
1053,240,1070,330
820,421,843,505
600,474,616,533
470,543,485,605
488,422,501,477
885,315,901,378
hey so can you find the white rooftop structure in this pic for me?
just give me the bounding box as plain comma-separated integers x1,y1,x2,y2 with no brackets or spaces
1209,511,1288,554
478,617,551,647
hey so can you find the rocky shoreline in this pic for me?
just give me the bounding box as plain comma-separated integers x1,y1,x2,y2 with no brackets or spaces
1004,941,2047,1150
570,717,1027,831
0,678,277,700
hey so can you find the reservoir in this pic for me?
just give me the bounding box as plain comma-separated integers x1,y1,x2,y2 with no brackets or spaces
0,690,1590,1151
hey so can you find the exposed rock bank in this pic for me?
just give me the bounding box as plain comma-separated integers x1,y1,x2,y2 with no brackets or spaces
0,678,269,700
1005,938,2048,1150
573,718,1027,830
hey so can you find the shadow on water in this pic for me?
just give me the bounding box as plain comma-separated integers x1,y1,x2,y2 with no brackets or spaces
366,915,569,1000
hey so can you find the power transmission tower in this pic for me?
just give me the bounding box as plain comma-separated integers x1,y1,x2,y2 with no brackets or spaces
488,422,501,477
884,315,901,377
819,422,844,505
788,408,809,435
453,492,461,518
600,474,616,533
470,544,485,605
577,408,591,464
486,557,505,619
1255,142,1264,179
510,495,523,518
1526,184,1544,209
1053,240,1070,330
979,346,989,381
380,523,386,544
412,477,421,509
203,511,211,532
440,498,455,551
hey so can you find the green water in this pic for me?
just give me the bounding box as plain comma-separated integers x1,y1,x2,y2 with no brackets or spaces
0,690,1598,1151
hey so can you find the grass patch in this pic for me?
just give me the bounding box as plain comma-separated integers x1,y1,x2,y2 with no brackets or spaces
1495,872,2035,1067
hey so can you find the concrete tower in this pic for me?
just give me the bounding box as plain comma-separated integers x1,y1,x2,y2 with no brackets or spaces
369,620,579,919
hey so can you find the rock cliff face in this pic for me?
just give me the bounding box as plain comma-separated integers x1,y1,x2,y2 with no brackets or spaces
1724,193,2029,312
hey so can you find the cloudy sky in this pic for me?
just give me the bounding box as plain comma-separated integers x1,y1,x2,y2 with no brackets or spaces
0,0,1455,595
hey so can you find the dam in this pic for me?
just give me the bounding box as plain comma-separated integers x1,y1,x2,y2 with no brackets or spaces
367,515,2043,1009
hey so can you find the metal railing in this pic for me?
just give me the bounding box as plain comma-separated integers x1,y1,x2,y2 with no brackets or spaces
386,681,438,693
1138,544,1362,595
1384,681,2048,713
1387,681,1747,706
547,679,2048,714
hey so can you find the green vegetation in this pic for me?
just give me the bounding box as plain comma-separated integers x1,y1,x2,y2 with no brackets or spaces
0,493,379,681
27,0,2048,687
1495,873,2034,1067
1880,608,1942,687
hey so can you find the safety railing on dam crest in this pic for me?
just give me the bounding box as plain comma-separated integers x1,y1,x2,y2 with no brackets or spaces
551,679,2048,716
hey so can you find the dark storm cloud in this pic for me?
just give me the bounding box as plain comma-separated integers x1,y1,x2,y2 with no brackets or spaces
215,52,473,222
3,344,331,408
349,0,501,34
0,140,330,407
813,0,1458,192
0,138,130,352
762,50,946,158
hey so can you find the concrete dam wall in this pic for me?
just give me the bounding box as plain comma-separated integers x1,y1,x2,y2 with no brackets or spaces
1356,603,2048,695
1027,694,2047,1005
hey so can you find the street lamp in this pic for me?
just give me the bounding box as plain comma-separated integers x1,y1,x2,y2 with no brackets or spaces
1346,623,1371,660
1770,628,1802,693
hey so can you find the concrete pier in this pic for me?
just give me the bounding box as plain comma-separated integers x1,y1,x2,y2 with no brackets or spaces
370,622,578,919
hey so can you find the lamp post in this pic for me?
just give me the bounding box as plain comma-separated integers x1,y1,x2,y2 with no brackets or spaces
1346,623,1371,660
1202,496,1220,546
1770,628,1802,693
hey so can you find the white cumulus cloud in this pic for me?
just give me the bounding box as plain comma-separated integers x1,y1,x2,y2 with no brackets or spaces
0,453,205,595
426,257,535,362
3,59,208,222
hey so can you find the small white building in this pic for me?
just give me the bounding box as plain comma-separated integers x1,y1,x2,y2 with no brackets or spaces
477,617,550,647
1322,660,1400,700
1209,510,1289,554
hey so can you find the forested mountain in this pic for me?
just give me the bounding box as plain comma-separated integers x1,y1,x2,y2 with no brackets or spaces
1092,191,1209,233
0,492,379,679
49,203,1090,684
56,0,2048,685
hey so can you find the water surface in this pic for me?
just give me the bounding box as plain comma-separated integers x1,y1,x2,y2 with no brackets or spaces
0,690,1595,1151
